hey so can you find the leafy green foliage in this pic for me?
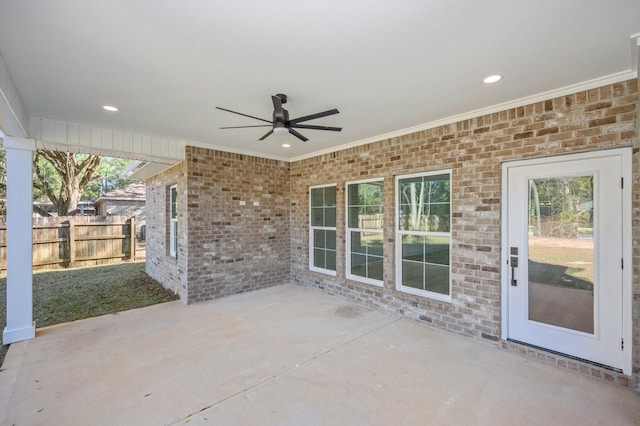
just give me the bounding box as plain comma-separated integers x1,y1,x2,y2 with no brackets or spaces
82,156,135,200
529,176,593,238
32,150,135,215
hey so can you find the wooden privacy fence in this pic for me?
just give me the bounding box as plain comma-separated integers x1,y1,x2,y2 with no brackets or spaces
0,215,137,271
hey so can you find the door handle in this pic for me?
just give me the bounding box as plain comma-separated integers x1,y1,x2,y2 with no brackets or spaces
510,247,519,287
510,256,518,286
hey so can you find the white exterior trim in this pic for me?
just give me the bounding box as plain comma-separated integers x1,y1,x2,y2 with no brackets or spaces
345,177,384,287
2,136,36,344
29,116,186,163
500,148,633,375
0,54,28,137
169,185,178,258
395,169,452,303
309,183,337,276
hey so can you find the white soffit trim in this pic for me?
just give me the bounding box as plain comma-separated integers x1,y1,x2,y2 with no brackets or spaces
0,53,28,137
29,116,186,163
290,69,638,163
125,161,179,181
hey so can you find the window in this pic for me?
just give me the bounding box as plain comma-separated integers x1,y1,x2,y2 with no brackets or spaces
346,179,384,285
396,171,451,301
169,184,178,258
310,184,336,275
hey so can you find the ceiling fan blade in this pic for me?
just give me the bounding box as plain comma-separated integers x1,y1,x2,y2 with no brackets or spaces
216,107,272,124
289,109,339,125
272,95,285,122
258,129,274,140
290,124,342,132
288,128,309,142
219,125,272,129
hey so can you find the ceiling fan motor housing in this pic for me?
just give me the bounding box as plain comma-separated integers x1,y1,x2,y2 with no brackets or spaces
274,108,290,125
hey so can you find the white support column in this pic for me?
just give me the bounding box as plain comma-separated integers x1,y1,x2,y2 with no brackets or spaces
3,136,35,344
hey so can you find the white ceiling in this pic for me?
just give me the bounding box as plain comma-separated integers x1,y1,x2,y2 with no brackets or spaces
0,0,639,161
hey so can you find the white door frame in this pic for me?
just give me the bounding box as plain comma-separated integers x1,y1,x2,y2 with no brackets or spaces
500,148,632,375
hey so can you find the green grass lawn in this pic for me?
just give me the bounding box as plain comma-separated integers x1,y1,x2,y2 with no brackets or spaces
0,261,179,367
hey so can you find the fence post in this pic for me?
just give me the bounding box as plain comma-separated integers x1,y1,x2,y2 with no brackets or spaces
130,217,136,261
68,220,75,267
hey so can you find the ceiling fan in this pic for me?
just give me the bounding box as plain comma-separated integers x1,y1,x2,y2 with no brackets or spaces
216,94,341,142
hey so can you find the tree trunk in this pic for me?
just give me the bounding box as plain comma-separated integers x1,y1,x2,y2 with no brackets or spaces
33,150,102,216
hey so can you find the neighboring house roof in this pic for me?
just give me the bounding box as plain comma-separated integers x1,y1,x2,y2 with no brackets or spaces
96,183,146,203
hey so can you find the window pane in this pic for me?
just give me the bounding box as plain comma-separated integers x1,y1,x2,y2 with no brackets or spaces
313,248,326,269
425,236,450,266
368,257,384,281
428,175,451,202
310,185,337,273
348,182,383,230
325,230,336,250
366,182,383,205
325,249,336,271
424,204,450,232
351,253,367,277
348,184,361,205
311,188,324,207
351,231,366,254
365,205,382,216
311,207,324,227
402,261,424,290
170,186,177,219
425,264,449,295
325,207,336,227
324,186,336,206
348,206,362,228
172,221,178,256
528,176,595,334
365,232,383,256
314,229,326,248
398,174,450,232
402,234,424,262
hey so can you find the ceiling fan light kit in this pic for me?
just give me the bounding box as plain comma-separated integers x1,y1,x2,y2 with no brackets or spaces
217,94,342,142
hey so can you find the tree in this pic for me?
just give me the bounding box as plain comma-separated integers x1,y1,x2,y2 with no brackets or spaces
528,176,593,238
33,149,102,216
82,156,135,200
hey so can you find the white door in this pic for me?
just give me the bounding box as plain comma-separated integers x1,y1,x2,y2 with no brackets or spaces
503,149,631,373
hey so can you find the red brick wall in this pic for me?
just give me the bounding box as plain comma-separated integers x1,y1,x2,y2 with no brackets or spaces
184,147,291,301
145,162,188,300
290,79,639,387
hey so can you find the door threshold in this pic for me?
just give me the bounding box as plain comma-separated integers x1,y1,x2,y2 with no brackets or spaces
506,339,622,374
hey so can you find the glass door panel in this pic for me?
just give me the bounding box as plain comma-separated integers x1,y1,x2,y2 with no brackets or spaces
527,177,594,334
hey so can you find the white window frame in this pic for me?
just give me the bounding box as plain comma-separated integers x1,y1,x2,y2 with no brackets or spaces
345,178,384,287
395,170,452,302
169,184,178,258
309,184,337,276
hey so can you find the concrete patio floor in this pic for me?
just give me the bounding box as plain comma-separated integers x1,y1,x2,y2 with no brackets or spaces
0,284,638,425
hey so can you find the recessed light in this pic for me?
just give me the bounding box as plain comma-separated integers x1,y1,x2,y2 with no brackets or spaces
483,75,502,84
282,143,291,148
103,105,118,112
